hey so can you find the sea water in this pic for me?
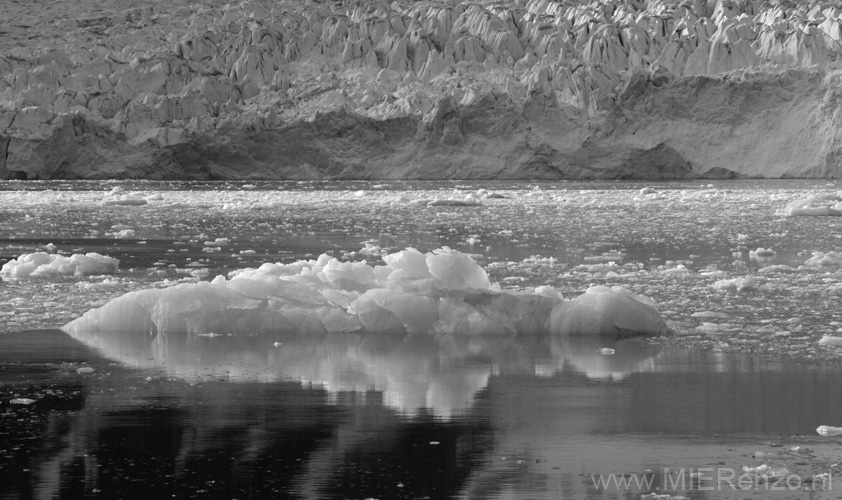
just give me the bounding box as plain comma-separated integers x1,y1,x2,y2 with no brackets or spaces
1,180,842,499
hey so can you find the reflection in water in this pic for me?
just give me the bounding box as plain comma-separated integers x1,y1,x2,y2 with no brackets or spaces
3,330,842,499
65,326,661,417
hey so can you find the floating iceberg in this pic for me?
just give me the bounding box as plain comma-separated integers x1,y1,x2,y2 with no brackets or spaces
779,193,842,216
62,248,671,338
1,252,119,277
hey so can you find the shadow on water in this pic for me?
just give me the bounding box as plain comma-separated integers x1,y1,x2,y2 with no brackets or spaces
1,329,841,499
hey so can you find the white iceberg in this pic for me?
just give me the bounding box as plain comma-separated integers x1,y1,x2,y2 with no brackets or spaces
1,252,120,277
62,248,671,338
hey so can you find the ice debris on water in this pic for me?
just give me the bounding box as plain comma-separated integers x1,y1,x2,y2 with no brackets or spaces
1,252,119,277
62,248,671,338
10,398,35,405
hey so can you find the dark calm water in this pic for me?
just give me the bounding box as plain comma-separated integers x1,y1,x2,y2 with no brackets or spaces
2,180,842,499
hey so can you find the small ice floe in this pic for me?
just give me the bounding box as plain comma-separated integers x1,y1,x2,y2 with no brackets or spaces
803,251,842,268
660,264,691,275
749,247,776,262
691,311,730,318
758,265,797,274
358,242,383,256
101,194,148,206
818,335,842,347
10,398,35,405
779,193,842,216
426,198,483,207
817,425,842,436
204,238,230,246
77,278,124,290
114,229,135,238
1,252,119,277
711,277,758,292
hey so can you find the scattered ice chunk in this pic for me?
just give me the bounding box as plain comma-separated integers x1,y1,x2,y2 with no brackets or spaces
661,264,691,275
77,278,124,290
691,311,730,318
358,242,383,256
817,425,842,436
758,265,797,274
779,193,842,216
749,247,777,261
818,335,842,346
101,194,148,206
804,251,842,267
712,277,757,292
10,398,35,405
1,252,119,277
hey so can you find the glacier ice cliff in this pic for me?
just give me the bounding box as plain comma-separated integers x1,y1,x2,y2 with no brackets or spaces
4,0,842,180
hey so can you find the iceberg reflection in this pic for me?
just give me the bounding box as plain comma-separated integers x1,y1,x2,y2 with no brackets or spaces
65,324,662,417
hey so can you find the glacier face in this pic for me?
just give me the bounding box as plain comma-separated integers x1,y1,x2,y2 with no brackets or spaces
3,0,842,180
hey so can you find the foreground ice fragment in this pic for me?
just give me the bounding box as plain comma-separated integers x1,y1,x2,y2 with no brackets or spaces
1,252,120,277
62,248,670,337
